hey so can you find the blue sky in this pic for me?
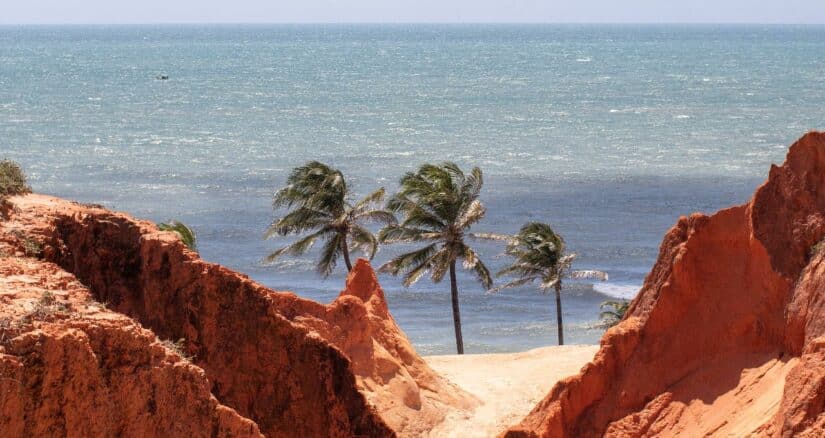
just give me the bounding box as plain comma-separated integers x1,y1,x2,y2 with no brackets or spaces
3,0,824,24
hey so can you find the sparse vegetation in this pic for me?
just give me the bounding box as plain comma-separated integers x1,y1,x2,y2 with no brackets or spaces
21,236,43,257
810,237,825,257
599,300,630,328
0,159,31,218
161,338,194,361
22,291,69,324
10,229,43,258
0,159,30,198
158,220,198,251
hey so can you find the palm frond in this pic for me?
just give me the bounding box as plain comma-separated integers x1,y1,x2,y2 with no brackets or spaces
378,243,438,275
469,232,515,243
273,161,348,216
382,162,490,294
489,276,539,294
349,224,379,260
569,270,609,281
353,209,397,225
265,207,332,238
378,225,442,243
495,261,544,278
264,227,334,263
463,246,492,289
456,199,486,229
429,248,453,283
352,187,386,213
402,260,432,287
462,166,483,198
539,276,560,291
317,233,343,277
386,194,445,229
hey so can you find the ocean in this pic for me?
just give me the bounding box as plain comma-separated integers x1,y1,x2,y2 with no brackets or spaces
2,24,824,354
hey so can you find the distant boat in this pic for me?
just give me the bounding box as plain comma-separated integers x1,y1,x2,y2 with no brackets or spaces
156,74,169,80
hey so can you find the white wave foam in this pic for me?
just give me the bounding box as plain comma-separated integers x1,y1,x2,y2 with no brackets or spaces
593,283,641,300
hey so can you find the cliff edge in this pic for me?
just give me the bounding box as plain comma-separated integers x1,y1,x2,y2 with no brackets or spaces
505,131,825,437
0,194,475,437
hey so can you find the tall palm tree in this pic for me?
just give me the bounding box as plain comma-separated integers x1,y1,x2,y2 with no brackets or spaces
378,162,492,355
158,220,197,251
493,222,607,345
266,161,395,276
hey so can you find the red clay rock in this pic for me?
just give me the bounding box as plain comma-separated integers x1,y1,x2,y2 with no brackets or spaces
1,193,472,437
505,131,825,437
0,257,262,438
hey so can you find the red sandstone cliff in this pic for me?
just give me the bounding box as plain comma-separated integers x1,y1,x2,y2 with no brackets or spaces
0,194,473,437
505,131,825,437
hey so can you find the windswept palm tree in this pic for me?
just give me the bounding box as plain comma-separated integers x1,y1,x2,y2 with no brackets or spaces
599,300,629,328
266,161,395,276
493,222,607,345
158,220,197,251
378,162,493,354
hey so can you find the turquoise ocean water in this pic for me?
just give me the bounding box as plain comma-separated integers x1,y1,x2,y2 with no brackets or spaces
2,25,824,353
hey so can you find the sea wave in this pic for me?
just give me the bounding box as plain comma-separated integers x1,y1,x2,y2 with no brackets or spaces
593,283,641,300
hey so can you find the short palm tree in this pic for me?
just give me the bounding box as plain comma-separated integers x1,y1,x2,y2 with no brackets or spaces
493,222,607,345
266,161,395,276
378,162,492,355
599,300,629,328
158,220,197,251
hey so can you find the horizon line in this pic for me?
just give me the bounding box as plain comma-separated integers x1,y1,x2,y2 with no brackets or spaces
2,21,825,26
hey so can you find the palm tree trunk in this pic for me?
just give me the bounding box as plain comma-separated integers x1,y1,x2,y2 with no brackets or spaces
449,261,464,354
341,234,353,272
555,281,564,345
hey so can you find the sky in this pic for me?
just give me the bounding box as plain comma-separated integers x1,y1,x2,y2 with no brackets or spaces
2,0,825,25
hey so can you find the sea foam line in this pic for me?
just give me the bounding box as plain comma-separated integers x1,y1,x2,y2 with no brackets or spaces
593,283,641,300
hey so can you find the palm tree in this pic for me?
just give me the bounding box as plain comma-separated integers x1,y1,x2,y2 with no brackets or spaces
493,222,607,345
378,162,493,355
158,220,197,251
266,161,395,276
599,300,629,328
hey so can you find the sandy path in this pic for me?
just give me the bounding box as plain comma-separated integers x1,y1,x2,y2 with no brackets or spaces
423,345,598,437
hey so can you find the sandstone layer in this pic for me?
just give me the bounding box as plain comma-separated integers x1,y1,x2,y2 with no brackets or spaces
505,131,825,437
0,194,474,437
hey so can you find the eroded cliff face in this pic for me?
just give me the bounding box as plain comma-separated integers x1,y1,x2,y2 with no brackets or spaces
0,257,263,438
0,194,473,437
505,131,825,437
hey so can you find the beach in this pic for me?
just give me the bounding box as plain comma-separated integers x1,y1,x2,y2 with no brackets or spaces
424,345,599,437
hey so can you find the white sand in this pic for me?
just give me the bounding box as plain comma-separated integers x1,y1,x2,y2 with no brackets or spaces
423,345,598,437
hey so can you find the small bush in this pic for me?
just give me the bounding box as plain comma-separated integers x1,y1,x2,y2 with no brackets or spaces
21,237,43,257
11,230,43,257
161,338,194,361
0,159,30,198
158,220,197,251
22,291,69,324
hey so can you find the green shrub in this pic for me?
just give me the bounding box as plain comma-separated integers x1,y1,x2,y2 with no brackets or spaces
0,159,31,198
158,220,197,251
11,230,43,257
